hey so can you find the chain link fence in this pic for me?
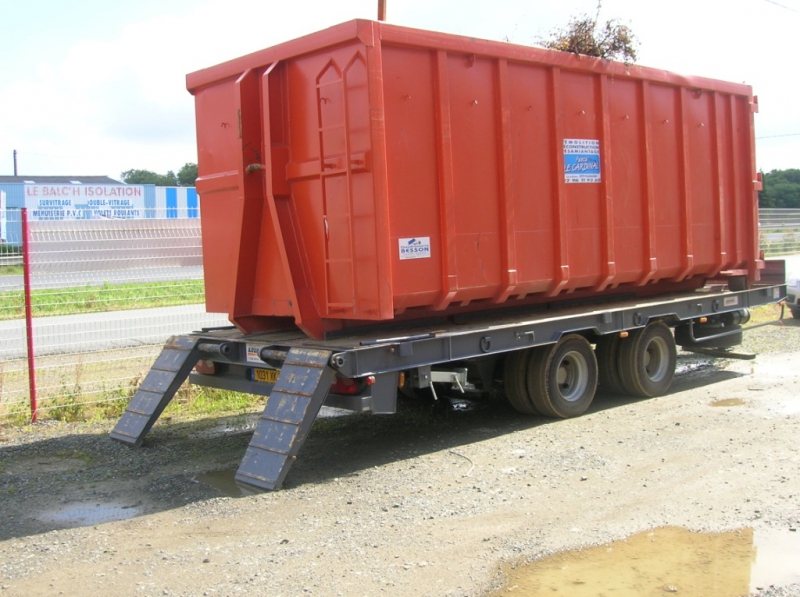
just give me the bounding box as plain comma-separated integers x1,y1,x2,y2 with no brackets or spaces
1,206,799,422
0,208,227,421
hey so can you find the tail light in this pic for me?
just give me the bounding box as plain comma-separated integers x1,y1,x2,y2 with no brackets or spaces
330,375,375,395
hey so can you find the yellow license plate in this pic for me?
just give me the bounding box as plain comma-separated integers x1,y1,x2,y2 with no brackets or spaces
253,368,279,383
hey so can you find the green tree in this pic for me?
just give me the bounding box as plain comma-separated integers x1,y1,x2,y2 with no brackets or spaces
177,162,198,187
759,169,800,208
120,169,178,186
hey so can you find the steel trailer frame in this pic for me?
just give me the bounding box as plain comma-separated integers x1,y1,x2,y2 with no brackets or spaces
111,281,787,491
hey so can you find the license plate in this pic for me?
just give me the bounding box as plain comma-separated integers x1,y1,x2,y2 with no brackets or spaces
253,368,279,383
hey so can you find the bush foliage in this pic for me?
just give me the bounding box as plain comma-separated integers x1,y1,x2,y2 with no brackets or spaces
759,169,800,208
539,10,638,63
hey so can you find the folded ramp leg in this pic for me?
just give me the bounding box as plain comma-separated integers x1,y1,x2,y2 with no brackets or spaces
110,335,201,447
235,348,335,491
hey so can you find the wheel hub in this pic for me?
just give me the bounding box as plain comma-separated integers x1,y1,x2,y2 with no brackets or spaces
556,351,589,402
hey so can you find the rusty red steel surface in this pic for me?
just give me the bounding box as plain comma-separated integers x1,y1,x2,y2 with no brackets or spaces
187,20,763,339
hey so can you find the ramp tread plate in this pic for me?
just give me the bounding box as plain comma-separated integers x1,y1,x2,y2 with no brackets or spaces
248,420,298,454
235,448,288,490
124,389,165,416
109,411,152,443
272,370,332,396
262,394,313,425
140,368,189,394
110,335,201,447
235,348,335,491
284,349,334,368
152,348,197,373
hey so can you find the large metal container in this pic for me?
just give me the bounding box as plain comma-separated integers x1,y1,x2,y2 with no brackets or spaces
187,20,763,339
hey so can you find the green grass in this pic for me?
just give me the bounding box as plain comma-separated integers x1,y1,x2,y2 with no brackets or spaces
41,383,266,424
0,265,23,276
24,386,263,425
165,385,266,417
0,280,205,320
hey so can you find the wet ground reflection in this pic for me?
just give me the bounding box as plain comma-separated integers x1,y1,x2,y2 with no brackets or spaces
491,526,800,596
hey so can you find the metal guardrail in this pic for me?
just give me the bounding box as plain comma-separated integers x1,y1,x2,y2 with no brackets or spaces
0,256,22,267
759,208,800,230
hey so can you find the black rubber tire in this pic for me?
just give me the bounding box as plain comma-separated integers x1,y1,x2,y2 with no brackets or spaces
595,334,626,395
618,322,677,398
502,350,539,414
791,308,800,320
527,335,598,419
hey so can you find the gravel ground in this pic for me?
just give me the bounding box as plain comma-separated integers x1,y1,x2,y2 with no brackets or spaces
0,314,799,597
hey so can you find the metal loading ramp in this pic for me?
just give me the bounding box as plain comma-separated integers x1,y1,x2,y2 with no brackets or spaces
111,340,335,491
109,335,201,447
234,348,335,490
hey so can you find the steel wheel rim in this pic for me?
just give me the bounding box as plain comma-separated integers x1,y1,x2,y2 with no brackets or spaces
643,336,670,382
555,350,589,402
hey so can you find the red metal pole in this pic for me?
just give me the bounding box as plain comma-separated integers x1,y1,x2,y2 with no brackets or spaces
21,208,38,422
378,0,386,21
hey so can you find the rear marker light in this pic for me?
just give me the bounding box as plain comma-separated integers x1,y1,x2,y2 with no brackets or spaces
194,360,216,375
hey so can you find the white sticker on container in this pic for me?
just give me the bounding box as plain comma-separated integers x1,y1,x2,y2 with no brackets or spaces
723,296,739,307
246,343,265,363
564,138,601,183
399,237,431,260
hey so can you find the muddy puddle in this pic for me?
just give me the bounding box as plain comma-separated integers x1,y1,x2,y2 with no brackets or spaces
491,527,800,596
195,469,256,498
711,398,746,407
37,502,142,527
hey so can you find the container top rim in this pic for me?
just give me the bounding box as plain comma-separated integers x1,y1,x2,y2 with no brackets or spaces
185,18,754,99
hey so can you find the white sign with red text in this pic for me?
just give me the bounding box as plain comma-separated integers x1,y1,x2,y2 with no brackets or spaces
24,184,147,220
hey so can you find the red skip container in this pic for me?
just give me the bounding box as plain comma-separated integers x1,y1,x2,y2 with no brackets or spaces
187,20,763,339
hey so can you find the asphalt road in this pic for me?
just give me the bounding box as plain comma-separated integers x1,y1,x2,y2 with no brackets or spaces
0,304,230,360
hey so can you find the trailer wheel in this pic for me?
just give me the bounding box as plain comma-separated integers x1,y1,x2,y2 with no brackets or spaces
527,335,598,418
595,335,626,396
618,322,676,398
502,350,539,414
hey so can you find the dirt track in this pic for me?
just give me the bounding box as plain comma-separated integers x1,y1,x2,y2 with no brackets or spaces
1,320,799,596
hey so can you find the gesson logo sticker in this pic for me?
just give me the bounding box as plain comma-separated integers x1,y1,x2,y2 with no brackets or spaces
399,237,431,260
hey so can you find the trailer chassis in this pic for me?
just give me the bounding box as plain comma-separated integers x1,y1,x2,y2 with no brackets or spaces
111,282,787,491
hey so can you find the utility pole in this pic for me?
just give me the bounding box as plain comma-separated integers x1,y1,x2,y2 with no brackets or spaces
13,149,17,176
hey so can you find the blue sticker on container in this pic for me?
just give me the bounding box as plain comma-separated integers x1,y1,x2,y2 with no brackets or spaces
564,139,601,184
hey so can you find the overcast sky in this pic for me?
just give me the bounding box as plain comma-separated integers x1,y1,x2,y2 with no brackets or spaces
1,0,798,179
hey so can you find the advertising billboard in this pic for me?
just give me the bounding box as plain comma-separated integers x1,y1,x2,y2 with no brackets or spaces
23,184,147,220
